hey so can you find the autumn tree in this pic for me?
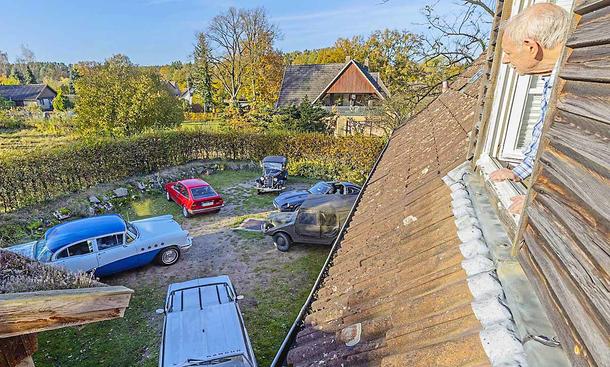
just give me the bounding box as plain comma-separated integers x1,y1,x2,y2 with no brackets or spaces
75,54,182,136
204,7,280,108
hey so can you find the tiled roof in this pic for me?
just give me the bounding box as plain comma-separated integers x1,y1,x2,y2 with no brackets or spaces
0,84,54,102
276,63,345,107
285,58,489,366
276,61,388,107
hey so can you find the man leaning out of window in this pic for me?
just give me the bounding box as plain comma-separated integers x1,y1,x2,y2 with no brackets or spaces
490,3,570,214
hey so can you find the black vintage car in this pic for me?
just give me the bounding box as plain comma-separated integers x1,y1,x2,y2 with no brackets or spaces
256,156,288,194
263,194,357,252
273,181,361,212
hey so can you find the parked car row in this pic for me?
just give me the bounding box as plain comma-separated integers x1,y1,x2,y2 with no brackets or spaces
7,154,360,367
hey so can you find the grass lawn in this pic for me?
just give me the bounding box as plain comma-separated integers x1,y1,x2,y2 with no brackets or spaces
32,168,328,367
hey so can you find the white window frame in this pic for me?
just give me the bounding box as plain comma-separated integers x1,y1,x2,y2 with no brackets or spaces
477,0,574,221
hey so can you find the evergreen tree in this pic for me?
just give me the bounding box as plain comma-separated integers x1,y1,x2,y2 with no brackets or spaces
9,66,23,84
192,33,214,112
23,65,36,84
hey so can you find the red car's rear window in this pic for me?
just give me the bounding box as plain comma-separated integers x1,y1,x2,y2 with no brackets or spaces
190,186,217,199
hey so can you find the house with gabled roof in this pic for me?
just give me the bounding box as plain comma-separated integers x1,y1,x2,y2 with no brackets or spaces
276,58,390,136
271,0,609,366
0,84,57,111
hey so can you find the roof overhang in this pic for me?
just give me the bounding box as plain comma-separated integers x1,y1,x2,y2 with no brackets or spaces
312,60,385,104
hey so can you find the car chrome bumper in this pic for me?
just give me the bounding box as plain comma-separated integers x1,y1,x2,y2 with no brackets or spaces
258,186,285,193
181,236,193,250
188,204,224,214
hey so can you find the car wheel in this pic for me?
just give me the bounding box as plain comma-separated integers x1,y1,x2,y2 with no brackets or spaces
273,232,292,252
165,191,172,201
182,206,191,218
157,246,180,266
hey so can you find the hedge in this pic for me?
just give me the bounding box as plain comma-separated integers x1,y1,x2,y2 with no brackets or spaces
0,130,384,212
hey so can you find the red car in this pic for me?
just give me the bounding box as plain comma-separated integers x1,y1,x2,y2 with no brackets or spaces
165,178,224,218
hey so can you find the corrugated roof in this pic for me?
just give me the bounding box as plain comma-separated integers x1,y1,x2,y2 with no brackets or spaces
284,58,489,366
0,84,54,102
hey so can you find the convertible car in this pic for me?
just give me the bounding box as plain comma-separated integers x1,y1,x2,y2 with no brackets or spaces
264,194,357,251
8,214,192,277
272,181,361,212
158,276,257,367
165,178,224,218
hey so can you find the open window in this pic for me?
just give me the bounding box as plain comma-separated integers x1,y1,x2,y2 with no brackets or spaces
475,0,574,228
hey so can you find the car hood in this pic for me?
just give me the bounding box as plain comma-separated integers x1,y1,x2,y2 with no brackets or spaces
162,303,248,366
6,241,37,260
273,190,309,207
132,215,185,237
266,211,296,228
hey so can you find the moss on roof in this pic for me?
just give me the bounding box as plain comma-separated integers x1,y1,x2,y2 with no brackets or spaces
0,249,102,294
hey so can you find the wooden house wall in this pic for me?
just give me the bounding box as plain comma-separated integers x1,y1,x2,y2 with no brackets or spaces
518,1,610,366
327,63,378,94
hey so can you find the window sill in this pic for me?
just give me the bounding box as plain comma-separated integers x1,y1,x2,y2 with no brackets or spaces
475,154,526,239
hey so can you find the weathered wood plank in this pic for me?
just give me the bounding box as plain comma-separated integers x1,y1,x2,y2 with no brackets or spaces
523,219,609,367
574,0,610,15
557,80,610,124
518,240,594,367
566,5,610,48
532,149,610,233
528,195,610,317
561,44,610,82
546,118,610,181
0,286,133,338
0,335,37,367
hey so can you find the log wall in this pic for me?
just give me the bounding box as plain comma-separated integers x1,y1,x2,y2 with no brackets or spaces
519,1,610,366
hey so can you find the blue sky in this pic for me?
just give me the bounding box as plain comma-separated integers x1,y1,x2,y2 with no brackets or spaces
0,0,458,65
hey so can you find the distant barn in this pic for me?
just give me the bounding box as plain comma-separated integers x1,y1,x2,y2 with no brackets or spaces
0,84,57,111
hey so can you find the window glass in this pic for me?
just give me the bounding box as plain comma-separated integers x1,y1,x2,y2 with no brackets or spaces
516,75,545,150
308,182,331,195
190,186,217,199
175,183,187,196
56,240,93,259
97,234,124,250
297,211,318,225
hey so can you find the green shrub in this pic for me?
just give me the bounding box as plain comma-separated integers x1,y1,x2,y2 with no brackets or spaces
0,130,383,212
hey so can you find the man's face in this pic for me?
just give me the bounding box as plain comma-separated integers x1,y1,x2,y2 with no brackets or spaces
501,34,540,75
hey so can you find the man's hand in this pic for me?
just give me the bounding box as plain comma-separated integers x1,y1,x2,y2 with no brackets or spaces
509,195,526,215
490,168,519,182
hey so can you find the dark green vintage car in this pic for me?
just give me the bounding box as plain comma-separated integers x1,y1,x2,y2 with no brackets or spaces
262,194,357,251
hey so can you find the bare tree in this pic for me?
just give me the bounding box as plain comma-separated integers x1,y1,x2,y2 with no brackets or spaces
205,7,278,107
0,50,9,76
420,0,494,64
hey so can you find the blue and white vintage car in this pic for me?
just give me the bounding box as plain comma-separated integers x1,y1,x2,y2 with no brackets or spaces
8,214,192,277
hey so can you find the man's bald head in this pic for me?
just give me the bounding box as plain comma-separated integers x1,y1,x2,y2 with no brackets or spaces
501,3,570,75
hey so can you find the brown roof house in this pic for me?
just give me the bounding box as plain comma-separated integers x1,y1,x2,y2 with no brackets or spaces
0,84,57,112
277,58,390,137
272,0,609,366
0,250,132,367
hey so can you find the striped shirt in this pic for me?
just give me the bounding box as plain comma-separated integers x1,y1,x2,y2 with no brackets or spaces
512,73,555,180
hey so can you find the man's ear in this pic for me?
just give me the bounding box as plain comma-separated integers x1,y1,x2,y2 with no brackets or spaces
523,38,543,60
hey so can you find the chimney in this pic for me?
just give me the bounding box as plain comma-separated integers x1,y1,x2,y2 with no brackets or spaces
442,80,449,93
364,57,370,68
345,55,351,63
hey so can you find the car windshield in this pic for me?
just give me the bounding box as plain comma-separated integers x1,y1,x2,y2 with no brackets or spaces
190,186,217,199
308,182,331,194
263,162,283,171
34,239,52,262
125,220,138,238
179,354,253,367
